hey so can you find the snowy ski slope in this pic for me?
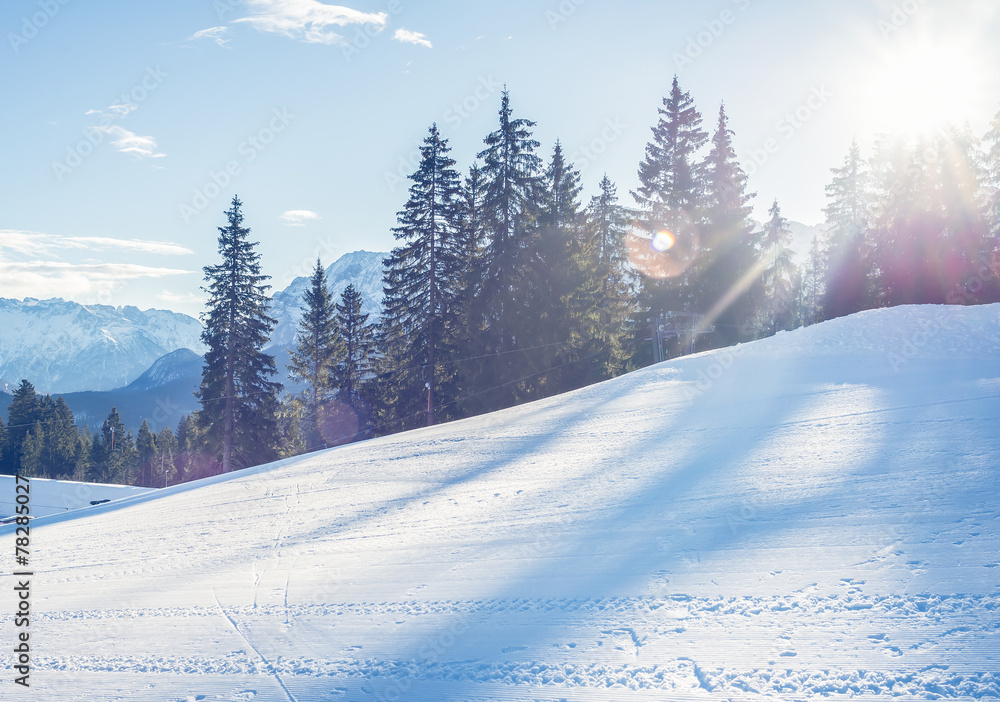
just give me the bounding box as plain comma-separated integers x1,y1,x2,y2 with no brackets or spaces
2,304,999,701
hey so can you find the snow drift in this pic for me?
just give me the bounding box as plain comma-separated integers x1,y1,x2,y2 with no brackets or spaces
2,304,998,701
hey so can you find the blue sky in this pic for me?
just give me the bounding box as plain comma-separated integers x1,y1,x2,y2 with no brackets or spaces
2,0,999,317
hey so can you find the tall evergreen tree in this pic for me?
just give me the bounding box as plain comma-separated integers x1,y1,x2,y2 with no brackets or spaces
380,123,465,428
527,141,586,398
19,422,44,478
698,103,758,341
90,407,137,484
0,415,9,475
6,379,41,474
758,199,799,333
136,420,157,487
198,196,282,472
154,426,178,487
468,89,544,412
288,258,340,448
333,284,376,440
983,108,1000,299
631,76,708,316
576,174,635,380
39,396,80,479
823,139,873,319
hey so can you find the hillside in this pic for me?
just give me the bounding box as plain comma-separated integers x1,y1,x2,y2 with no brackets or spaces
2,304,998,701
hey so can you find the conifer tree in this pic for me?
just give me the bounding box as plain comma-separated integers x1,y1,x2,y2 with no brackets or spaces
698,103,758,340
823,139,873,319
528,141,586,397
6,379,41,473
198,196,282,472
288,258,340,448
983,109,1000,299
758,200,799,333
154,426,178,487
468,89,544,411
136,420,157,487
91,407,137,484
632,76,708,316
20,423,44,478
576,174,635,380
0,415,9,475
334,284,376,439
380,124,464,428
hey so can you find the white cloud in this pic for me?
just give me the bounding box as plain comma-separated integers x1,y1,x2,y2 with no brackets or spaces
281,210,321,226
96,125,166,159
393,28,432,49
0,230,192,257
235,0,387,45
190,26,231,47
0,261,192,304
64,237,194,256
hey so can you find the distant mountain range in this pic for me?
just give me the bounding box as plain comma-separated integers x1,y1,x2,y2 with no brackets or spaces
0,250,388,430
0,298,205,394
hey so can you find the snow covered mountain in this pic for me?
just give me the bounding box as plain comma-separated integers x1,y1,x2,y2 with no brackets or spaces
268,249,386,352
0,298,205,394
5,303,998,700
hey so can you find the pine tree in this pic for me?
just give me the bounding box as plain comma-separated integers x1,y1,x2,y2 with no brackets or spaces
19,422,44,478
468,89,544,412
91,407,137,484
527,141,586,398
288,258,340,449
380,123,464,428
823,139,873,319
154,426,178,487
983,108,1000,299
39,396,79,479
0,415,9,475
757,199,799,333
631,76,708,317
698,103,758,341
198,196,282,472
7,379,41,473
333,284,376,441
136,420,157,487
576,174,635,380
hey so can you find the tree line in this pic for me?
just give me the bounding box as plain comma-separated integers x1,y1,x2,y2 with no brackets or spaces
3,78,998,483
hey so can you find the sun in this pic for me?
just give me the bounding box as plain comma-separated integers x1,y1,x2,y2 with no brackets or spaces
858,34,988,137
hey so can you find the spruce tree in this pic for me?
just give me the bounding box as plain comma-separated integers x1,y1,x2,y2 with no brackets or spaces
19,423,43,478
91,407,137,484
7,379,41,473
334,284,376,439
983,109,1000,299
469,89,544,412
381,123,464,428
154,426,178,487
528,141,586,397
699,103,758,341
758,200,799,333
823,139,873,319
0,415,9,475
198,196,282,472
136,420,157,487
631,76,708,317
288,258,340,448
577,174,635,380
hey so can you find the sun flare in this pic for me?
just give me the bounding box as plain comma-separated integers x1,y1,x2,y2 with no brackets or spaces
860,35,987,137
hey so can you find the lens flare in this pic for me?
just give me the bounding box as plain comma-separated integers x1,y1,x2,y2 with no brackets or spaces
652,230,676,252
627,220,700,280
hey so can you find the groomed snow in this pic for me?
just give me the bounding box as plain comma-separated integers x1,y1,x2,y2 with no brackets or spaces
2,304,998,701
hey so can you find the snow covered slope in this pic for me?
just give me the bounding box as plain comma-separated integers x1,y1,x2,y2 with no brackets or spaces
2,304,998,701
0,298,204,393
0,476,153,519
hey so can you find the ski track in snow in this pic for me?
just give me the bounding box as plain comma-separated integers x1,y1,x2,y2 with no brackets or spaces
1,304,999,701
